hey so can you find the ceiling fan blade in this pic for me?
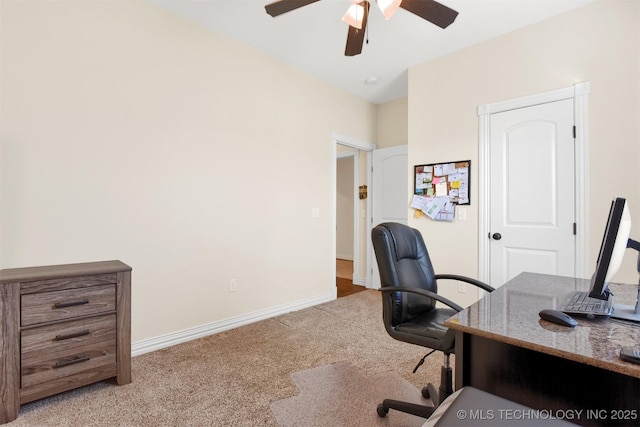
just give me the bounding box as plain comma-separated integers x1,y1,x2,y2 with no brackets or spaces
265,0,322,17
400,0,459,29
344,2,370,56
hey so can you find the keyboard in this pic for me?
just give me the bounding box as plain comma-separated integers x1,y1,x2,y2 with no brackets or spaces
558,290,614,317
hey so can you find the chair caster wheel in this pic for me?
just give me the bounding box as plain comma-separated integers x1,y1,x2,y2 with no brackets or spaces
377,404,389,417
422,386,430,399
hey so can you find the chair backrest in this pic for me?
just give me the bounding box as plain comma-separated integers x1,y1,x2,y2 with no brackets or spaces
371,222,438,326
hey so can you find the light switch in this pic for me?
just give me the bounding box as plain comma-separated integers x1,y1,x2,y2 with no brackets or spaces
458,208,467,221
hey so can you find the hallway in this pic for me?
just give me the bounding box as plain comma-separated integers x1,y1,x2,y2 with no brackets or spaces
336,259,365,297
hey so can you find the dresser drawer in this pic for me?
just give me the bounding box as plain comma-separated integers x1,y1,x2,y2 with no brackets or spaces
21,284,115,326
21,314,116,388
0,260,131,424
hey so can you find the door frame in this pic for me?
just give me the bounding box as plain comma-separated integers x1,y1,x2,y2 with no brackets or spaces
332,133,376,290
477,82,591,284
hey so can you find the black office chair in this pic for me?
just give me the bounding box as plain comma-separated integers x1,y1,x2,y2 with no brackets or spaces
371,222,494,419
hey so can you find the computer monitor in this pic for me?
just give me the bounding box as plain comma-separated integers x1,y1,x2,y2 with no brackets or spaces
589,198,630,300
589,197,640,322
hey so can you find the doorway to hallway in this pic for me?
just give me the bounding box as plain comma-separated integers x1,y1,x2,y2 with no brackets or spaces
333,134,375,298
336,259,365,297
332,133,409,297
336,145,366,298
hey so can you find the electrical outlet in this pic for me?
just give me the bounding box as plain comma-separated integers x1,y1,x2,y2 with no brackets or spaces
457,282,466,293
229,278,237,292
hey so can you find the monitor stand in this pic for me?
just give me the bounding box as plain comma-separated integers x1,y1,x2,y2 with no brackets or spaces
611,302,640,322
613,239,640,322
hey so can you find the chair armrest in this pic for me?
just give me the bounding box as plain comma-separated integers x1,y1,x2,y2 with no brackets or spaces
434,274,495,293
379,286,464,312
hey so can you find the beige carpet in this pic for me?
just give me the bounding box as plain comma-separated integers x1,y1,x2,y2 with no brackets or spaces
271,362,427,427
8,290,443,426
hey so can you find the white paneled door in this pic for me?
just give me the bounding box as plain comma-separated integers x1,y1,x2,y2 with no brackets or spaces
371,145,408,289
489,99,575,286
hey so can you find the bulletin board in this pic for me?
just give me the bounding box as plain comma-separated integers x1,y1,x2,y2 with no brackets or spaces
411,160,470,222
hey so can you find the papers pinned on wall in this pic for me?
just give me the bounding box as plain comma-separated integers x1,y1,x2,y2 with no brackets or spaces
411,160,471,222
411,195,455,221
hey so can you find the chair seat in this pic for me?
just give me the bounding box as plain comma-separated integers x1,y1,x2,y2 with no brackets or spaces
393,308,457,351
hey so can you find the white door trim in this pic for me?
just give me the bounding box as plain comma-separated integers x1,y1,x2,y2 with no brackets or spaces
332,133,376,290
478,82,591,284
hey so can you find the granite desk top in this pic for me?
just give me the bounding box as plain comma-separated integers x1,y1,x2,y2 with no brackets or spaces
445,272,640,379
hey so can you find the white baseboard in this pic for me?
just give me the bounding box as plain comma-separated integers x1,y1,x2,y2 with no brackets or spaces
353,276,367,287
132,291,334,357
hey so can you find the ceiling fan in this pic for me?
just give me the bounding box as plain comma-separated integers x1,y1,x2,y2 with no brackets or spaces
264,0,459,56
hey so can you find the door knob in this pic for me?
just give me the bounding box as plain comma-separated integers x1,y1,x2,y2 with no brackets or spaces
492,233,502,240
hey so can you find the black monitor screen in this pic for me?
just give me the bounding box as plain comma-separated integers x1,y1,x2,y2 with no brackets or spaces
589,197,631,300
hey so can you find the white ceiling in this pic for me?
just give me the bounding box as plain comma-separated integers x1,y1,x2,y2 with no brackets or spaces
151,0,594,104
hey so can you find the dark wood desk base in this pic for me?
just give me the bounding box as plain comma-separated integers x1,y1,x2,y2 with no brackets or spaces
455,332,640,427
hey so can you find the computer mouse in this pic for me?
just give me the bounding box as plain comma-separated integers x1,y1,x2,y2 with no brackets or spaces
538,309,577,327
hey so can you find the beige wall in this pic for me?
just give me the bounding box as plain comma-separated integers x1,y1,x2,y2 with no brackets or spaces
336,155,354,260
377,97,408,147
408,0,640,307
0,0,376,342
4,0,635,346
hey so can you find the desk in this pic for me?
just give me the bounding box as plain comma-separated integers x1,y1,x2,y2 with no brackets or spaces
445,272,640,427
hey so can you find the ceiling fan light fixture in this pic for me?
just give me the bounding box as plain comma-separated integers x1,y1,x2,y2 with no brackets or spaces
342,3,366,29
376,0,402,20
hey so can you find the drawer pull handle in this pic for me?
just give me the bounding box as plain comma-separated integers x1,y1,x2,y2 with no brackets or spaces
54,299,89,309
54,330,91,341
55,356,90,368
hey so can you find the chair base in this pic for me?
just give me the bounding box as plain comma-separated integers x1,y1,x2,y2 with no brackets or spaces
377,398,436,419
376,365,453,419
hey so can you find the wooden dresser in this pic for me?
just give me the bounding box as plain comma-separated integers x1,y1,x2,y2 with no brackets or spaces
0,260,131,424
